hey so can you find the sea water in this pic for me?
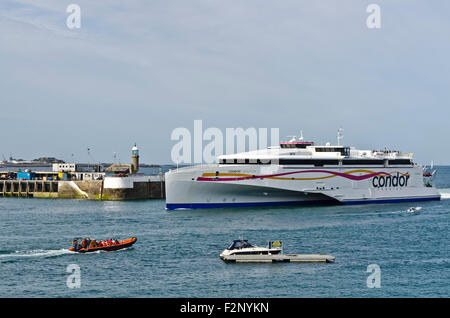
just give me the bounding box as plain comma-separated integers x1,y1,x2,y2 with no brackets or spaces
0,167,449,297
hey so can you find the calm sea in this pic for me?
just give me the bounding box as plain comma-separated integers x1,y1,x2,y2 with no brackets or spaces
1,167,449,297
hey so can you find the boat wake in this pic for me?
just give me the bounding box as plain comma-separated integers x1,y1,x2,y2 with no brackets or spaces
0,249,74,260
439,188,450,199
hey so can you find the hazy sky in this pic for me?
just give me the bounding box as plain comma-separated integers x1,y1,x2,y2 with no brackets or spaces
1,0,449,164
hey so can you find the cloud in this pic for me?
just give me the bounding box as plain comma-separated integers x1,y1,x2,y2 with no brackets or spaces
1,0,450,164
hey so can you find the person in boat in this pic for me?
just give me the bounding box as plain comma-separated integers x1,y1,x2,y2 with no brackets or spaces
80,238,91,249
89,240,97,248
72,239,80,251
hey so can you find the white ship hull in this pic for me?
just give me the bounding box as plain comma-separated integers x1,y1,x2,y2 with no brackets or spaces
165,164,440,209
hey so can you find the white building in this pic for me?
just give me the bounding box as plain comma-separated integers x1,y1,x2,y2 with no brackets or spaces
52,163,78,172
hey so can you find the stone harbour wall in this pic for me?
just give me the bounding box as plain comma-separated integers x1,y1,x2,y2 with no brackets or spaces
0,179,165,201
102,181,165,200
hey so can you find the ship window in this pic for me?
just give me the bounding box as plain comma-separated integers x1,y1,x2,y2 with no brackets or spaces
227,240,254,250
388,159,412,165
342,159,384,165
278,159,339,165
220,158,345,165
280,143,313,149
315,147,350,156
220,159,236,164
234,251,268,255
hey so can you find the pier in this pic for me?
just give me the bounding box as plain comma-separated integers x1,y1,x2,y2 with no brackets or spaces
0,144,166,201
0,178,165,200
0,180,59,198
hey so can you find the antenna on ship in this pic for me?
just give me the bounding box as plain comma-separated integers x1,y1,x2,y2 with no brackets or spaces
337,128,344,146
287,130,304,142
87,147,91,170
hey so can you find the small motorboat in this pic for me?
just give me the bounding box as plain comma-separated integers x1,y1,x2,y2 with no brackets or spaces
220,239,283,260
407,207,422,213
220,239,335,263
69,237,137,253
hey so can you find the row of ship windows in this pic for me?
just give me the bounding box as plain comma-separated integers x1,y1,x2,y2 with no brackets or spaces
231,251,272,255
219,159,413,166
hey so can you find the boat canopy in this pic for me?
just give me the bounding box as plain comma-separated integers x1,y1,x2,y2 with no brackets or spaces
227,239,254,250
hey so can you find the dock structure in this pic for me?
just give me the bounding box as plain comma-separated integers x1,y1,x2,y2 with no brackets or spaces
0,180,59,198
0,144,166,201
221,254,335,263
0,178,165,200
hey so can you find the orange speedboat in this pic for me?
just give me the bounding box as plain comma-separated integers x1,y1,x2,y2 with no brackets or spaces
69,237,137,253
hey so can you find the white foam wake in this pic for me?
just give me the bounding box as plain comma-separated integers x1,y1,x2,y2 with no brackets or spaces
0,249,74,259
439,188,450,199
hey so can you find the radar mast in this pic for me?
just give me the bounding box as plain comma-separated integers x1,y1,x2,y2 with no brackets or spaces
337,128,344,146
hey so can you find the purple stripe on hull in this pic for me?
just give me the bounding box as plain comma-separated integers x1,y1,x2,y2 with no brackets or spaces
197,169,404,182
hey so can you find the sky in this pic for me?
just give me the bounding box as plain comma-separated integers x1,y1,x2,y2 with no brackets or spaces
1,0,450,165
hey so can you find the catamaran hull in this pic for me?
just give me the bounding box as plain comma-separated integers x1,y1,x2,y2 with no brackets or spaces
166,180,338,209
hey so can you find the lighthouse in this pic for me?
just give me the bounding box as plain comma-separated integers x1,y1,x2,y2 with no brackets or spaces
131,144,139,174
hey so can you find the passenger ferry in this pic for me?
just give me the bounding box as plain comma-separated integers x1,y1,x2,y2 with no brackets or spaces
165,130,440,209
